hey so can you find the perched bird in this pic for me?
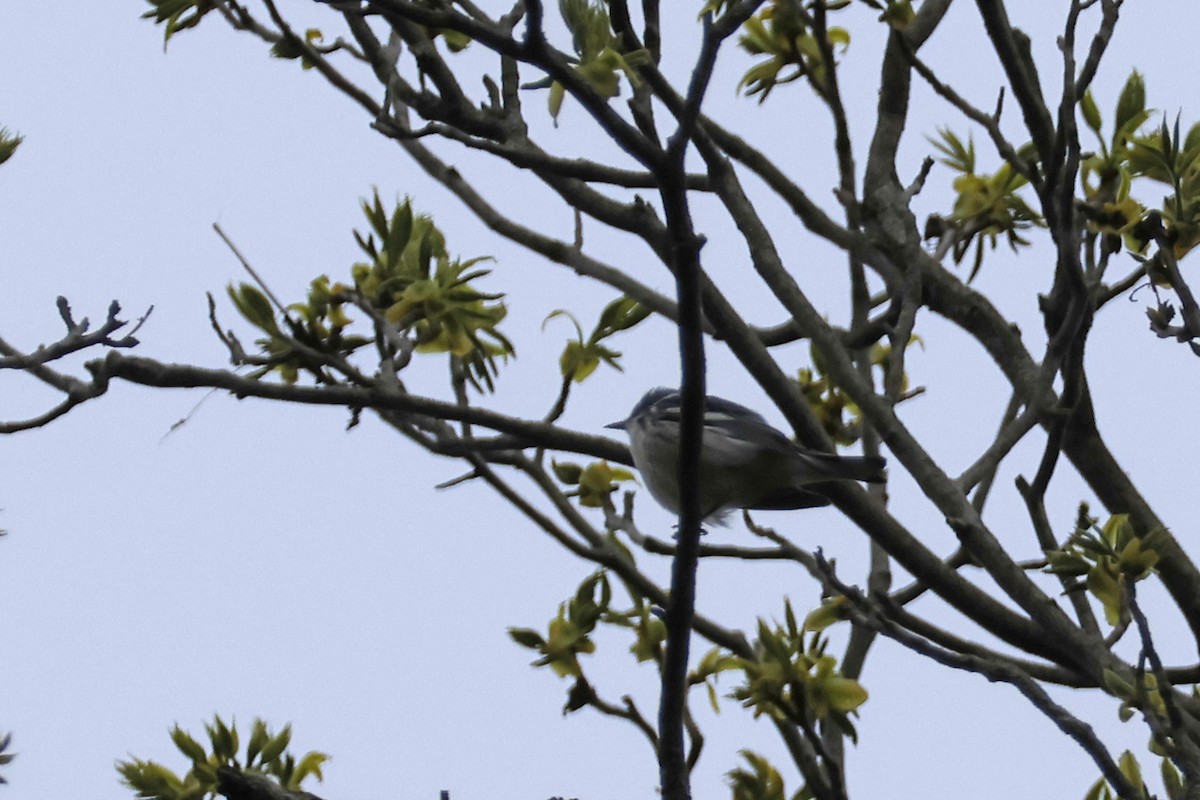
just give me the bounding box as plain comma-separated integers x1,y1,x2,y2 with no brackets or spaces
607,388,886,524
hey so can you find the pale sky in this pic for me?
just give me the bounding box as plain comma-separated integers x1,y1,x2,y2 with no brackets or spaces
4,2,1200,799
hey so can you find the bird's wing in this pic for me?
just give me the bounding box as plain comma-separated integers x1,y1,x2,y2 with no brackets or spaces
698,427,767,466
701,412,796,467
702,395,771,426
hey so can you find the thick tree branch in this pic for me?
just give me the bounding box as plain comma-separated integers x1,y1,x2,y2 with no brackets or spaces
88,352,627,462
654,15,728,794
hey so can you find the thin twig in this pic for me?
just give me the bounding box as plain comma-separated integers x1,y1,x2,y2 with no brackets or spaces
213,223,289,314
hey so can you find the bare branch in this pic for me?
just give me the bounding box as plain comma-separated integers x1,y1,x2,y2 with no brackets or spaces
973,1,1057,168
1074,0,1124,97
900,39,1036,184
89,351,629,462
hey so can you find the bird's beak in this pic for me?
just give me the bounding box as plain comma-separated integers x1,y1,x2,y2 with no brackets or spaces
605,420,627,430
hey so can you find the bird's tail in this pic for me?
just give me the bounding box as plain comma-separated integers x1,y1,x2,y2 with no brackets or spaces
794,451,887,484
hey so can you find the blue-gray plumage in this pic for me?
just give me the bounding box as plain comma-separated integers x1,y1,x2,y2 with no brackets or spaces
607,388,886,524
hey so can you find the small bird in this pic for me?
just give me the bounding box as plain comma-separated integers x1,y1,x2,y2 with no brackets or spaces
607,388,886,524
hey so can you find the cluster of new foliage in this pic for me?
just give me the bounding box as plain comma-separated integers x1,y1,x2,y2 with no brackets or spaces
226,190,513,391
8,0,1200,799
117,717,327,800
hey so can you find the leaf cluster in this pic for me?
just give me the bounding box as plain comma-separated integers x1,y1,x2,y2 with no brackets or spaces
795,362,860,446
0,732,14,785
1045,507,1166,626
927,128,1043,280
0,127,22,167
537,0,649,121
116,717,327,800
226,274,372,385
510,567,738,716
551,459,637,508
731,600,868,741
1103,668,1172,734
728,749,811,800
735,2,851,102
226,192,512,392
269,27,326,70
1082,750,1159,800
545,296,649,384
1126,117,1200,259
511,574,867,761
690,644,743,714
141,0,213,46
1079,71,1152,241
799,338,920,445
1079,71,1200,262
509,571,614,680
352,192,513,387
1075,70,1195,262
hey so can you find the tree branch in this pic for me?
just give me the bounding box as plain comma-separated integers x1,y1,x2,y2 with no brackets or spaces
816,557,1141,800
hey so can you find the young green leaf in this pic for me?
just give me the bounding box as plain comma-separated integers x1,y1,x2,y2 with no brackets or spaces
169,725,207,764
